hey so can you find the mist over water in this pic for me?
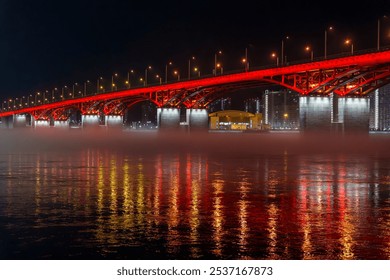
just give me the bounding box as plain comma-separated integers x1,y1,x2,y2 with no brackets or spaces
0,130,390,259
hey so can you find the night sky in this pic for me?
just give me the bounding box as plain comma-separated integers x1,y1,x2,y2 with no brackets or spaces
0,0,389,98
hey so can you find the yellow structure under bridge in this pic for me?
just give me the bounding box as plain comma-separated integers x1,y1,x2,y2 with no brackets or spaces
209,110,268,130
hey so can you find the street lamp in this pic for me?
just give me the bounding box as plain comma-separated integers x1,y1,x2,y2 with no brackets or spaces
84,80,90,96
97,77,103,94
173,70,180,81
165,61,173,83
27,94,33,106
241,47,250,71
44,90,48,103
377,16,389,50
126,69,134,89
111,73,118,91
156,74,162,84
188,56,195,79
72,83,78,98
145,66,152,86
281,36,289,65
194,67,201,77
324,26,333,59
35,92,40,104
61,86,67,100
345,39,354,54
52,88,58,101
271,52,279,66
216,63,223,75
305,46,314,61
214,50,222,76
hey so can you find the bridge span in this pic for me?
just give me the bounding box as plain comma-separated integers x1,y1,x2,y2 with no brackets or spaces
1,49,390,132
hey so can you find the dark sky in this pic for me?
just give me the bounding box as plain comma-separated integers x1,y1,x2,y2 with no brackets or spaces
0,0,389,98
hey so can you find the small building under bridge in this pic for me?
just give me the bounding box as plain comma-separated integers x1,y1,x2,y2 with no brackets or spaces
209,110,267,131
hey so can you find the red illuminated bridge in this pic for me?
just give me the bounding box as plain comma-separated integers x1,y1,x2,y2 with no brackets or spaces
1,49,390,132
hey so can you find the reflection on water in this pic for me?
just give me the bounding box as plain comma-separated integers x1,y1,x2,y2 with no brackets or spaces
1,145,390,259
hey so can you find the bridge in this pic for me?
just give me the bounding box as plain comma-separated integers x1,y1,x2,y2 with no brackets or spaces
1,49,390,132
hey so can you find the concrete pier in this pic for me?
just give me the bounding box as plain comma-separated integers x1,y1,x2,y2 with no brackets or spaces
187,109,208,130
81,114,100,129
34,119,50,128
105,115,123,129
157,108,180,129
53,120,70,129
299,96,332,132
299,95,370,133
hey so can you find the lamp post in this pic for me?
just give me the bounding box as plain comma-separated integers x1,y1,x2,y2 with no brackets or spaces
35,92,40,104
194,67,201,77
377,16,388,50
281,36,289,65
214,50,222,76
188,56,195,79
165,61,172,83
324,26,333,59
174,70,180,81
111,73,118,91
72,83,78,98
145,66,151,86
242,47,249,71
27,94,32,106
378,18,381,50
126,69,134,89
44,90,48,103
52,88,58,101
97,77,103,94
345,39,354,54
156,74,162,84
305,46,313,61
271,52,279,66
84,81,90,96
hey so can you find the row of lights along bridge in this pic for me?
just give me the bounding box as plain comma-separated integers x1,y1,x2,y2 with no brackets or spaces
1,17,389,112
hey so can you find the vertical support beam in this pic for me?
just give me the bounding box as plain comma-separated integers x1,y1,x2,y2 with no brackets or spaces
81,114,100,129
343,97,370,133
13,114,27,128
53,120,70,129
187,108,208,131
34,119,50,129
158,108,180,129
105,115,123,130
299,95,332,132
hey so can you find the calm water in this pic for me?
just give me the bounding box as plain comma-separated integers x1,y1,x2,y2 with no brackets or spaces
0,131,389,259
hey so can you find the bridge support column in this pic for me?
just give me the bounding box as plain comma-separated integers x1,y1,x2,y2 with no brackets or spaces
299,95,369,134
105,115,123,130
187,109,209,131
1,116,14,128
299,96,332,132
338,96,369,133
81,114,100,129
34,119,50,128
157,108,180,129
13,114,28,128
53,120,70,129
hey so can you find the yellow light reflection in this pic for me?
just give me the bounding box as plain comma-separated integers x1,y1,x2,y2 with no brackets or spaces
122,158,135,230
167,157,180,253
136,160,146,227
238,181,250,257
266,203,279,259
153,155,162,225
302,213,313,259
212,179,225,257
